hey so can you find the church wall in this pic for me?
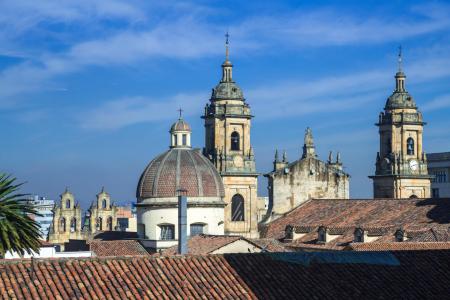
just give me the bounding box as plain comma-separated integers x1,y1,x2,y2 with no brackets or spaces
269,158,349,216
137,200,225,241
222,176,259,238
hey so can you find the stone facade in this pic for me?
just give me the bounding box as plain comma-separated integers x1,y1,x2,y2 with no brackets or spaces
85,188,118,233
370,51,431,198
202,39,259,237
48,188,120,248
48,189,84,246
265,128,350,219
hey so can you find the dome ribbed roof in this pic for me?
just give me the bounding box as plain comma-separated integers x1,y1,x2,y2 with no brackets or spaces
385,91,417,109
212,81,244,100
170,118,191,132
136,149,225,200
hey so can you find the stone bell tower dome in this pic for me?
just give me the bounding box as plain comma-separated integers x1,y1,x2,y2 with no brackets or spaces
202,33,259,238
370,47,431,198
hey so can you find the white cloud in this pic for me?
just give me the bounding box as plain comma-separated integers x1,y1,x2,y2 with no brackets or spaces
233,4,450,47
1,2,450,108
80,92,207,130
422,94,450,111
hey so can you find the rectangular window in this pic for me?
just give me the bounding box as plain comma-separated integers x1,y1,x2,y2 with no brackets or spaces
190,224,204,236
182,134,187,145
432,171,447,183
432,188,440,198
159,224,175,240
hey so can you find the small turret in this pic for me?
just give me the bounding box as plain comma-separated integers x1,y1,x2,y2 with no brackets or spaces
273,149,288,171
170,109,192,149
302,127,316,159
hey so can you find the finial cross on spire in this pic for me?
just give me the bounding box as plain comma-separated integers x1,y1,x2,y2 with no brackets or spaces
225,31,230,61
225,31,229,45
398,45,403,72
178,108,183,119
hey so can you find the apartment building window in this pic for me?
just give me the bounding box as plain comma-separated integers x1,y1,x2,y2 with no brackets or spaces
432,171,447,183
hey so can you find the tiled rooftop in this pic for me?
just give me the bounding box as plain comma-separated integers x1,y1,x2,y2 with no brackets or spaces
90,240,150,257
1,251,450,299
261,198,450,240
161,234,288,255
162,234,242,255
348,242,450,251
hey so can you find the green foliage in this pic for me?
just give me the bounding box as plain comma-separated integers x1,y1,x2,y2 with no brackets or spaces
0,174,42,256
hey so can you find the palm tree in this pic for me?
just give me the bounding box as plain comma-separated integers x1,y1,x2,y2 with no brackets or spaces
0,173,42,257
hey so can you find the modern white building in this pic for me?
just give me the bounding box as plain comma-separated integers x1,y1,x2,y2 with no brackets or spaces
4,242,91,259
428,152,450,198
27,195,55,239
136,117,226,251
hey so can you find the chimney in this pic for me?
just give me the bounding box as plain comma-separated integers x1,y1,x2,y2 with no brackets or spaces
177,190,188,255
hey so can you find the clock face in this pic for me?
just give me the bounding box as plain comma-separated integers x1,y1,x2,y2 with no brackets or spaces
409,159,419,171
233,156,243,168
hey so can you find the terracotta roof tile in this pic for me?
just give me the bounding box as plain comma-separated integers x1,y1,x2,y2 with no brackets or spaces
1,251,450,298
90,240,150,257
161,234,243,255
261,198,450,240
348,242,450,251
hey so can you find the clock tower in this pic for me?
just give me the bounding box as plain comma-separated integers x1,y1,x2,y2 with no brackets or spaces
370,49,431,198
202,34,259,237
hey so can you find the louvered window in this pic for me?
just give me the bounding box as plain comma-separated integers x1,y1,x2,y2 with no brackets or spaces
231,194,244,221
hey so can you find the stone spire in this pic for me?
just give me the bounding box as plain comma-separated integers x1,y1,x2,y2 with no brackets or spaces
395,46,406,93
221,31,233,83
302,127,316,159
282,150,287,162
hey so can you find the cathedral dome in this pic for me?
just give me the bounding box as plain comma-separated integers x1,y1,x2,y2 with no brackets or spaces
136,148,225,201
211,81,244,101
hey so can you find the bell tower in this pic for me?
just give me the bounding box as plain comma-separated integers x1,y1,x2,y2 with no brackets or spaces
370,48,431,198
202,33,258,237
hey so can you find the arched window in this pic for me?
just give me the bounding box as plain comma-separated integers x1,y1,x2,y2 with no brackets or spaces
70,218,76,232
96,217,103,231
107,216,113,231
231,131,240,151
231,194,244,221
65,199,71,209
409,194,418,199
102,199,107,209
59,217,66,232
407,138,414,155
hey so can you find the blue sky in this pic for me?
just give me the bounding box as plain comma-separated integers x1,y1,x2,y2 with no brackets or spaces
1,0,450,207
